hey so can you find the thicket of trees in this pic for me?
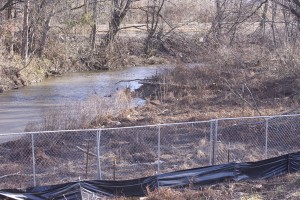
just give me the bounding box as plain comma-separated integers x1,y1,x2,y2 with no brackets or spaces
0,0,299,73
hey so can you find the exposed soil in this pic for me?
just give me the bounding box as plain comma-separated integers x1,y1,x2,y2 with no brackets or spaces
0,54,170,94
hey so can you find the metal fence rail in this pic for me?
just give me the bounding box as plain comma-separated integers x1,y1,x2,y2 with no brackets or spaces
0,114,299,189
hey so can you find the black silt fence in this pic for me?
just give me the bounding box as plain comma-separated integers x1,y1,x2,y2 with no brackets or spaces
0,151,299,200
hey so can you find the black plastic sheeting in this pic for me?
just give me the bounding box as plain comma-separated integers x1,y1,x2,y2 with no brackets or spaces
0,151,299,200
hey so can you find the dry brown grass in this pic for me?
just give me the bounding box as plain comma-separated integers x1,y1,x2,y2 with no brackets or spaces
125,42,300,125
113,172,300,200
25,89,133,131
81,64,285,130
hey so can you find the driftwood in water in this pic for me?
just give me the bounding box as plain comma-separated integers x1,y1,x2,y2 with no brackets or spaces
117,78,196,89
138,81,197,89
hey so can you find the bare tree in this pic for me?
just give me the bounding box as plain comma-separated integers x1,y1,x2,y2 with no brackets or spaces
144,0,165,54
90,0,98,50
21,0,29,63
0,0,21,13
23,0,74,58
34,0,61,57
259,0,269,42
271,0,300,43
213,0,223,40
105,0,133,46
84,0,89,13
272,0,300,19
2,0,17,55
271,1,278,46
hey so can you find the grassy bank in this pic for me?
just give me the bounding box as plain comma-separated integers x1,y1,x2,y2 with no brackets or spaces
23,53,300,131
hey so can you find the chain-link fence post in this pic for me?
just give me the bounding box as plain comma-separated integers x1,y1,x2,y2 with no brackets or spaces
209,120,218,165
31,133,36,187
214,120,218,165
157,126,161,174
265,118,269,159
96,130,102,180
209,120,214,165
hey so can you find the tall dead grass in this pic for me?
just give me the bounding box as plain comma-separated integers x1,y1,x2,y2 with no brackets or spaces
114,172,300,200
137,46,300,118
25,89,132,131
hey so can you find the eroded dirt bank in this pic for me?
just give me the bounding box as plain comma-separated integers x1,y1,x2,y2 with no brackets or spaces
0,54,170,94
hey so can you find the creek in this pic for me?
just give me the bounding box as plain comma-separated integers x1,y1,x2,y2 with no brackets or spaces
0,66,162,134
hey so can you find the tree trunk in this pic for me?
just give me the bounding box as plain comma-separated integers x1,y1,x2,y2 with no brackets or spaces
7,1,12,20
214,0,222,40
260,0,269,27
21,0,29,64
0,0,14,12
8,2,14,56
144,0,165,54
105,0,132,46
38,15,51,57
84,0,88,14
260,0,269,43
90,0,97,50
271,2,278,46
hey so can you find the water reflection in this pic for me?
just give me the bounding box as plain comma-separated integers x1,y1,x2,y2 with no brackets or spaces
0,66,161,134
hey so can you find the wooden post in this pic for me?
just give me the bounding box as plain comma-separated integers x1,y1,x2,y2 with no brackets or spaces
227,143,230,163
113,156,116,181
85,140,90,179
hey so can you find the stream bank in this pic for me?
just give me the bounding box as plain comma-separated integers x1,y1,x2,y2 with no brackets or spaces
0,53,170,94
0,65,164,134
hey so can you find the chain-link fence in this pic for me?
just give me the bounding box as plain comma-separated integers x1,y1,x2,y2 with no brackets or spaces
0,114,299,189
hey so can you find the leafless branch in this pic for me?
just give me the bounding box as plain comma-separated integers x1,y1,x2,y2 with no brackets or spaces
0,171,21,179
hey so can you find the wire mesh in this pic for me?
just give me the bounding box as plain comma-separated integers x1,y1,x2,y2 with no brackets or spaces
216,117,266,164
267,115,300,158
33,130,98,186
100,126,158,180
0,133,33,189
160,122,211,173
0,114,299,189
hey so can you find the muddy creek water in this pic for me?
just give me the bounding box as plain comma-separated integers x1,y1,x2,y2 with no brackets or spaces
0,66,162,134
